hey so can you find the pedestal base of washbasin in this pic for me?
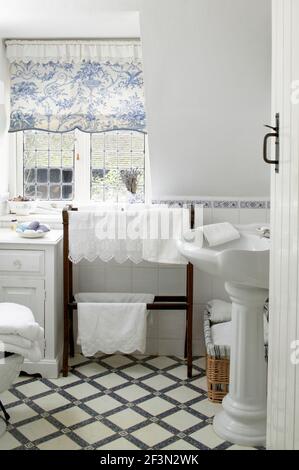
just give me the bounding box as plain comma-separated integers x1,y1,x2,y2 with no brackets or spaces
213,282,268,447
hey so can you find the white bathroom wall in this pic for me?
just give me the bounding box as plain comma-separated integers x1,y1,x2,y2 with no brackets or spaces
0,199,268,357
140,0,272,199
71,200,270,357
0,40,9,194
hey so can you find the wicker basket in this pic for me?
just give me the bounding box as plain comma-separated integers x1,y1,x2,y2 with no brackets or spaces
204,309,231,403
206,355,230,403
204,299,269,403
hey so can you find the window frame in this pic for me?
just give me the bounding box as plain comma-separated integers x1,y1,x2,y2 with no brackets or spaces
11,130,150,206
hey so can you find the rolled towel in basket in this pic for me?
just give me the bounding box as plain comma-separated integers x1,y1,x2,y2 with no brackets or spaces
211,318,269,347
206,299,232,323
201,222,240,247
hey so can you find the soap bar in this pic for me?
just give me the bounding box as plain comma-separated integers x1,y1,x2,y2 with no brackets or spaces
38,224,50,233
27,221,40,231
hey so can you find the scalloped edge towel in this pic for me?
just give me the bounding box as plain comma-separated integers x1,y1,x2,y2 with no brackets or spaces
76,293,154,356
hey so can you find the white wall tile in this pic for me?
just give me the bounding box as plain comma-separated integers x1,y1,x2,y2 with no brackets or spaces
158,339,185,357
146,338,159,355
193,340,206,356
132,267,159,294
158,310,185,340
105,266,132,292
212,208,240,224
147,311,159,339
203,208,213,226
158,267,186,295
239,209,267,224
78,266,106,293
194,207,212,227
193,269,213,304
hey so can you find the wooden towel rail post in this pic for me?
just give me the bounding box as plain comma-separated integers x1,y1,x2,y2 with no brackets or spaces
62,205,195,378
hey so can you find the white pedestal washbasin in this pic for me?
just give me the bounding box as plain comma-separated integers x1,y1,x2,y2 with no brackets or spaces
177,225,270,447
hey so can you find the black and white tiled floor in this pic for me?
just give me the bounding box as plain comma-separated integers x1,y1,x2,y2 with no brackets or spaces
0,355,256,450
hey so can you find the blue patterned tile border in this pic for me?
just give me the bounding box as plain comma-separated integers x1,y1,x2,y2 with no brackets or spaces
240,201,267,209
152,199,269,209
212,201,239,209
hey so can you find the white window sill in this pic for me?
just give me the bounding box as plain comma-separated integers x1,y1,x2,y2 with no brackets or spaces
0,212,62,224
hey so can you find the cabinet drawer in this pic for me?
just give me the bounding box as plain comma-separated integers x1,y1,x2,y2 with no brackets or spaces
0,250,44,275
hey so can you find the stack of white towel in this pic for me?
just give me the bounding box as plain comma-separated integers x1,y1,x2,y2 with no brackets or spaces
207,299,269,346
0,303,44,362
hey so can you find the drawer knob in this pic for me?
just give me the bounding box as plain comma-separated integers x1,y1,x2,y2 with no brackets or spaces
13,259,22,269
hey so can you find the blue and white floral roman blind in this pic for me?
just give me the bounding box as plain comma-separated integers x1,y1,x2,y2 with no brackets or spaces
6,40,146,133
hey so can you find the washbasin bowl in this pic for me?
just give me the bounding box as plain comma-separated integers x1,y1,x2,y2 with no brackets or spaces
177,224,270,289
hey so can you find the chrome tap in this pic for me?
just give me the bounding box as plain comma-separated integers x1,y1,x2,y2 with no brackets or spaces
256,227,270,239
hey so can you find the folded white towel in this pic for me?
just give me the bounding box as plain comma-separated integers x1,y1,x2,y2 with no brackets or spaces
0,303,44,342
77,302,151,356
211,319,269,347
0,340,43,362
201,222,240,247
207,299,232,323
0,334,32,349
211,321,232,346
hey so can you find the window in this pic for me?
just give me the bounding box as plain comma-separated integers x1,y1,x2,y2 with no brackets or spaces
23,131,75,201
15,129,147,203
91,131,145,203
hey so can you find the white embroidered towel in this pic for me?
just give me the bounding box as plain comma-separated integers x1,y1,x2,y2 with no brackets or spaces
142,208,190,264
68,210,144,264
202,222,240,247
77,302,151,356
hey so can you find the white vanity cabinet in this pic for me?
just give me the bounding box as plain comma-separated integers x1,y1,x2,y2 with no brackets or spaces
0,229,63,378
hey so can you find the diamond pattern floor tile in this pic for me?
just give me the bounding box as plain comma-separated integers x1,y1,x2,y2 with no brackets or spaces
137,397,174,416
94,373,127,389
85,395,122,414
114,384,150,402
0,354,258,451
162,439,198,450
18,418,57,442
38,434,81,450
16,381,51,398
107,409,146,429
53,406,91,427
97,437,139,450
74,421,114,444
163,410,201,431
132,423,173,447
34,393,71,412
142,375,176,391
8,403,37,424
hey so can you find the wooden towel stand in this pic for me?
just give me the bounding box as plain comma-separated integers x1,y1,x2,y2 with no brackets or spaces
62,205,195,378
